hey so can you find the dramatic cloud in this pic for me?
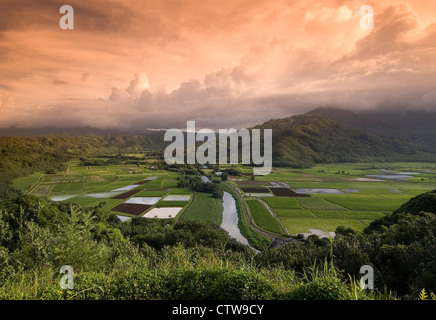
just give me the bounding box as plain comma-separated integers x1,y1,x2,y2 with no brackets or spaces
0,0,435,130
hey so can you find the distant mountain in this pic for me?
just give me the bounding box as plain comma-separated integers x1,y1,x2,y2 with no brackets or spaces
2,107,435,168
0,126,160,137
0,133,168,172
253,112,434,167
307,107,436,133
307,107,436,150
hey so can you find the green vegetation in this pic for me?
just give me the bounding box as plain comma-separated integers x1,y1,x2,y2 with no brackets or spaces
179,193,223,225
177,175,224,199
296,198,346,210
394,190,436,215
262,197,301,209
1,131,436,300
324,197,405,211
275,209,317,218
279,217,369,234
12,156,434,238
255,114,434,168
221,183,271,250
12,172,44,192
0,194,395,300
224,162,436,235
9,155,435,238
246,199,283,234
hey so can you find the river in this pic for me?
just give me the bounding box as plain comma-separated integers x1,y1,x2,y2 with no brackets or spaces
221,191,251,247
201,176,253,249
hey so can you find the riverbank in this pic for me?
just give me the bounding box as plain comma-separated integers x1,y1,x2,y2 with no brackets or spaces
221,182,271,251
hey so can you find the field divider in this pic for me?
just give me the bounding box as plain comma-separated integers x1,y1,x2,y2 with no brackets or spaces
257,198,290,236
245,199,282,236
338,210,348,218
224,182,276,240
173,190,196,225
47,184,55,198
27,174,44,194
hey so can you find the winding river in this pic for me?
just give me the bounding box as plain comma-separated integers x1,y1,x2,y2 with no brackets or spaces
201,176,254,250
221,191,251,247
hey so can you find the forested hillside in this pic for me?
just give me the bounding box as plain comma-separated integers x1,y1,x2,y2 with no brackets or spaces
0,130,436,299
2,108,436,174
253,114,431,168
0,134,166,199
307,107,436,151
1,189,435,299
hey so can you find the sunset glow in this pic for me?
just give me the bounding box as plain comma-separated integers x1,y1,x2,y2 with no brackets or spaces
1,0,436,130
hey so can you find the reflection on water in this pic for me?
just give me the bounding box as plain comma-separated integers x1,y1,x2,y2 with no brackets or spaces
294,188,345,194
366,174,414,181
366,170,419,181
202,176,256,251
221,191,251,247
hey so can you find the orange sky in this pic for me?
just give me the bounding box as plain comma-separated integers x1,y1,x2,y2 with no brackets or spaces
1,0,436,130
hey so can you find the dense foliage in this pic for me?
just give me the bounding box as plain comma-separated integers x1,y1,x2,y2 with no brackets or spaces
1,132,436,300
0,193,383,300
254,114,434,168
1,187,435,299
177,175,223,199
0,135,167,199
393,190,436,215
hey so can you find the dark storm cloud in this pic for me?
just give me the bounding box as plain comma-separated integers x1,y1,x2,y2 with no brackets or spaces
1,1,435,130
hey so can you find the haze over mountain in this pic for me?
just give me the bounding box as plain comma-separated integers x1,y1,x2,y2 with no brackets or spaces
307,107,436,149
2,106,436,136
2,107,435,168
0,126,160,137
308,107,436,134
253,109,435,167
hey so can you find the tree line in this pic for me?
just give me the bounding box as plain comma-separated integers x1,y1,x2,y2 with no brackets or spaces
1,189,436,299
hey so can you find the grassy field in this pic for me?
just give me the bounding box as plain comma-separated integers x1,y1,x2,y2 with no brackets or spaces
279,217,372,234
179,192,223,225
14,159,436,238
295,198,346,210
245,199,283,234
13,160,192,221
230,162,436,235
322,197,406,211
12,172,44,192
261,197,301,209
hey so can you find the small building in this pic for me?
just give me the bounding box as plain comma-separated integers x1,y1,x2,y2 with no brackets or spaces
268,237,306,249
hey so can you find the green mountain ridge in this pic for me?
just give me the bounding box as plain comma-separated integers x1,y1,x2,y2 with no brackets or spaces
253,112,431,167
307,107,436,150
1,107,435,171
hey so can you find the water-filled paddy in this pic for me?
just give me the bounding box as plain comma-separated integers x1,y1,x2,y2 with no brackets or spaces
163,195,191,201
245,193,274,197
366,174,414,181
294,188,345,194
81,192,122,198
116,215,131,222
125,197,161,205
143,207,183,219
50,195,77,201
112,185,140,192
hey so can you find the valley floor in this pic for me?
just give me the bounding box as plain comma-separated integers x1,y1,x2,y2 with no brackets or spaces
13,160,436,249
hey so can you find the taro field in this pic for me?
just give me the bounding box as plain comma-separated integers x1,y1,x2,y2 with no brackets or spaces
13,160,436,237
13,160,193,222
224,162,436,237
